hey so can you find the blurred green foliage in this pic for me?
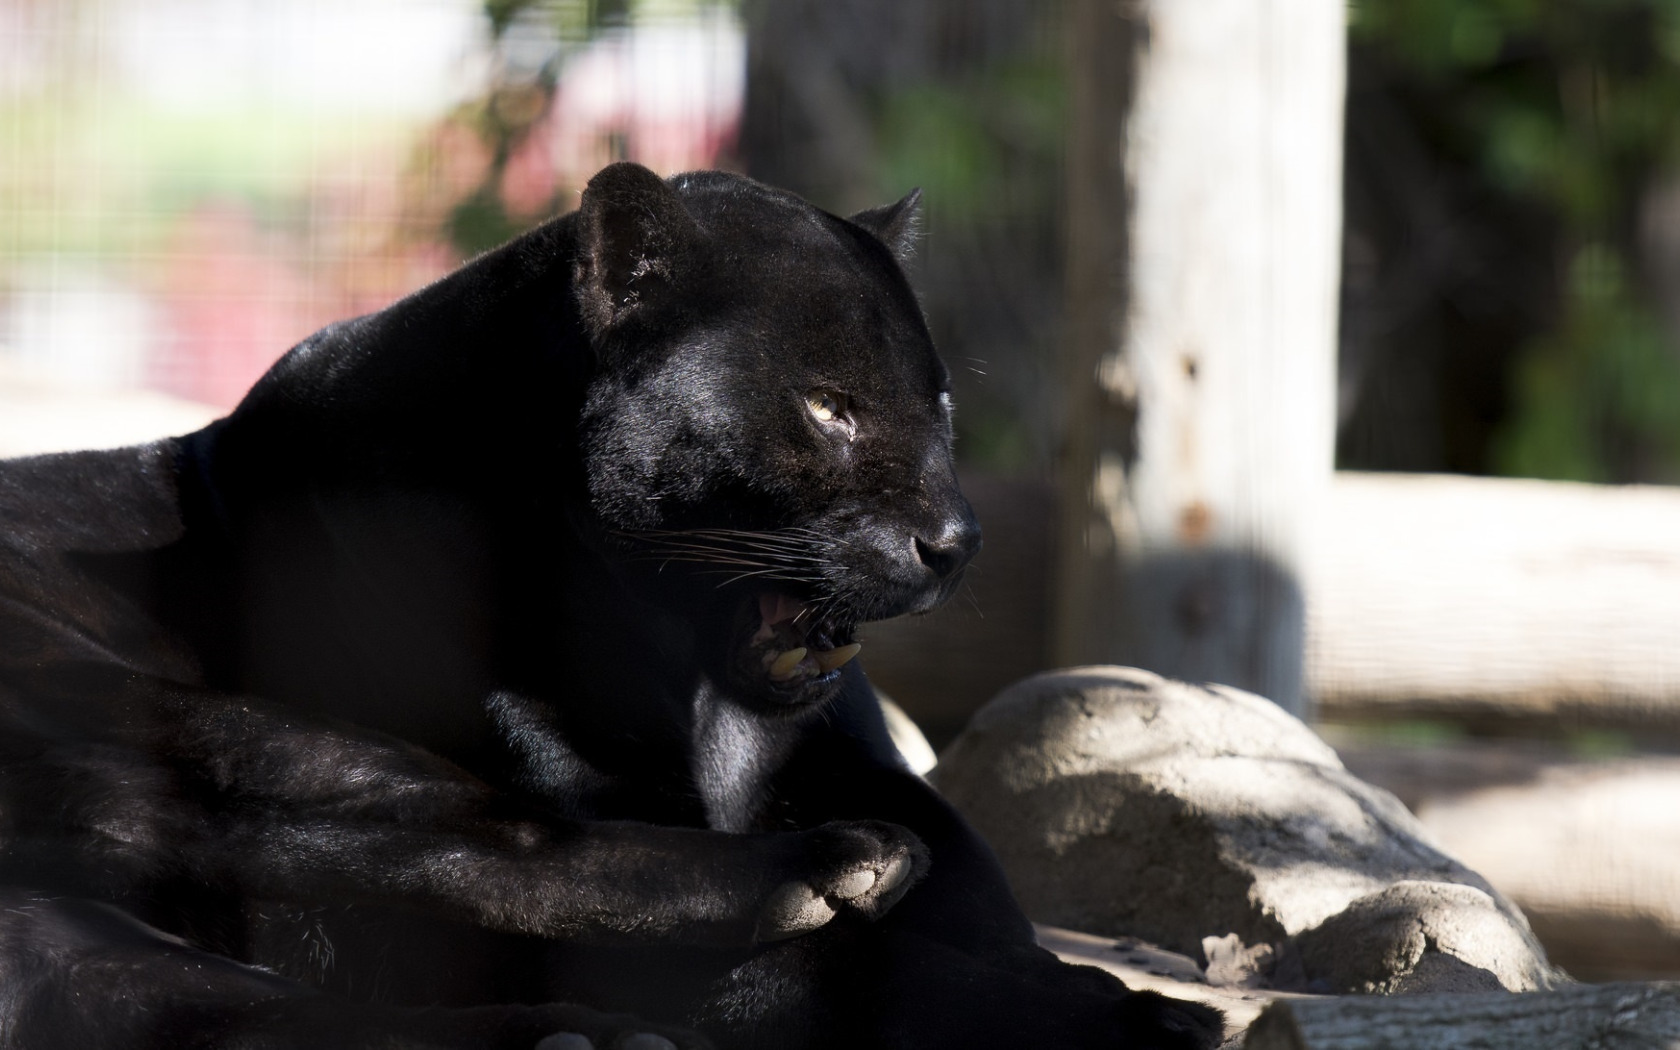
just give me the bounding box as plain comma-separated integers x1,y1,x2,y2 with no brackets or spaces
1354,0,1680,482
874,59,1067,474
873,60,1065,225
439,1,600,256
485,0,629,39
446,0,728,256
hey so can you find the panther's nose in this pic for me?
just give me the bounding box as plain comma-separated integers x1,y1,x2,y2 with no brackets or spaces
914,512,981,581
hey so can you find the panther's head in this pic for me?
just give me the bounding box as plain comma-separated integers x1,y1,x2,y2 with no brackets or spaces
574,163,980,709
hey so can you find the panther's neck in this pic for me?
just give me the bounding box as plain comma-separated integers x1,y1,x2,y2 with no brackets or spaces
166,212,611,743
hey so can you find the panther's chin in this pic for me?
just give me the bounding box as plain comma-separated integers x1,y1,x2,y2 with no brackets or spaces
732,591,860,706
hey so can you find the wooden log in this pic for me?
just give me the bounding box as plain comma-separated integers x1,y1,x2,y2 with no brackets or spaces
1309,472,1680,732
1411,756,1680,982
871,470,1680,741
1054,0,1344,715
1242,982,1680,1049
1335,743,1680,982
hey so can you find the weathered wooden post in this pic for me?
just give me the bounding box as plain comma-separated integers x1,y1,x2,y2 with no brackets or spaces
1055,0,1345,715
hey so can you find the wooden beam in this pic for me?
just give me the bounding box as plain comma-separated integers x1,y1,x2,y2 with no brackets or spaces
872,470,1680,740
1309,472,1680,731
1054,0,1344,715
1243,982,1680,1049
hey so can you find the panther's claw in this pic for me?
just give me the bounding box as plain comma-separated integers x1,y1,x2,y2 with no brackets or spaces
876,852,913,898
832,869,877,899
756,882,838,941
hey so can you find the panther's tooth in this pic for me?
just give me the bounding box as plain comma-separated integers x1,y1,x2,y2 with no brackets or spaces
814,642,862,673
769,647,808,679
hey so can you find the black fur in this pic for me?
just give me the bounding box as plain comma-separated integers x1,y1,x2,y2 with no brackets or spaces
0,164,1220,1049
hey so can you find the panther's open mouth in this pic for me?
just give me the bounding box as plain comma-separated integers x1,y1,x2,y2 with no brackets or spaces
744,592,860,692
610,528,863,698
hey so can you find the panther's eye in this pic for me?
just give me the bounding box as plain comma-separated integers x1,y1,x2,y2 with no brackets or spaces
807,390,846,424
806,389,856,440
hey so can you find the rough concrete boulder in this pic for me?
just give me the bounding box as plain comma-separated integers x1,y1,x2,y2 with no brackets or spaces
1289,881,1537,994
930,666,1564,993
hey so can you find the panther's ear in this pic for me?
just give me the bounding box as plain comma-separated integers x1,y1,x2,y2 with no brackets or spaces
576,162,700,335
849,189,923,266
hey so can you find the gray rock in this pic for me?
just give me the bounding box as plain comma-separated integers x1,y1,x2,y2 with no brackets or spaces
1289,881,1530,994
931,666,1564,994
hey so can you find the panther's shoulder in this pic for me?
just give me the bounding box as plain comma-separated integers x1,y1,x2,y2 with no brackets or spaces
0,441,187,554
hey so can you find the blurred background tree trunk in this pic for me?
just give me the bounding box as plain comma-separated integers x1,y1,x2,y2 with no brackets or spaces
1053,0,1345,716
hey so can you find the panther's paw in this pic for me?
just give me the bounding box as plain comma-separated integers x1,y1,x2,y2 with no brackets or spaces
755,819,928,941
536,1034,682,1050
529,1006,712,1050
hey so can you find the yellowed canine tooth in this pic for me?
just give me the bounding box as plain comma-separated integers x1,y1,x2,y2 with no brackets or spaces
814,642,862,673
769,647,808,679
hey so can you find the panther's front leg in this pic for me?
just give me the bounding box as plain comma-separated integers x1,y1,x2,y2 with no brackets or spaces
687,692,1226,1050
0,891,712,1050
34,671,926,949
2,671,932,1046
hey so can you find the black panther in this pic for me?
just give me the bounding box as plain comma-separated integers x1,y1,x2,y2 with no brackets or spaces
0,163,1221,1049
